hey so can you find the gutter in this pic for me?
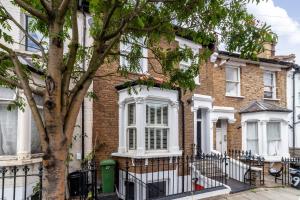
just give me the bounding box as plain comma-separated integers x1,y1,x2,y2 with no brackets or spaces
177,88,185,193
218,54,293,69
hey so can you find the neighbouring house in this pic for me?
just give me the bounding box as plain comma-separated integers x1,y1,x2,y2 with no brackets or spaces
287,60,300,157
0,1,94,199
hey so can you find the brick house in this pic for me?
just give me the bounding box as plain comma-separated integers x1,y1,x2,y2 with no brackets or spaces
92,36,297,198
93,39,295,160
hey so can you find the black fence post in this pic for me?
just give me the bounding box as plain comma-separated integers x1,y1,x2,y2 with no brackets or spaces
224,152,227,185
1,167,7,200
39,163,43,200
23,165,29,200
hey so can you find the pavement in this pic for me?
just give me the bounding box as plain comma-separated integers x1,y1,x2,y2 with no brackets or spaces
205,187,300,200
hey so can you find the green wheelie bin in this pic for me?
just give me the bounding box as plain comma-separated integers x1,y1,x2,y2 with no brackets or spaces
100,159,116,193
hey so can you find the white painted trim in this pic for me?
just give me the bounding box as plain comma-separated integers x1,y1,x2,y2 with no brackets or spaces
260,65,282,72
175,36,202,49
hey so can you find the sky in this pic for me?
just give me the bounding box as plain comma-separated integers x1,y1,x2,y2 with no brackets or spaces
247,0,300,63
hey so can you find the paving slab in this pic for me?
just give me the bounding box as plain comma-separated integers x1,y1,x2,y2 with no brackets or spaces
204,187,300,200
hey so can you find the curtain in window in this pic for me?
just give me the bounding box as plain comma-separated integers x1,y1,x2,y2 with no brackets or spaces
246,122,258,154
0,105,17,155
31,109,43,154
267,122,281,156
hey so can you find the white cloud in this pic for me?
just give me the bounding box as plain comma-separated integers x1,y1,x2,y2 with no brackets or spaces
247,0,300,63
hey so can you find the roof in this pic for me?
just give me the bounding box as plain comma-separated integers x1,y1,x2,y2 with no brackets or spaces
115,76,179,91
218,50,299,68
240,100,291,114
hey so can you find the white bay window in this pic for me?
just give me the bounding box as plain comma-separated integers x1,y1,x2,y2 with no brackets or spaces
115,86,181,158
0,87,43,158
246,122,258,154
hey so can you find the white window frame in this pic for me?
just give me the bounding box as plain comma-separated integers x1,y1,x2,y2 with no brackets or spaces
176,37,201,85
225,66,241,97
145,103,169,152
246,122,259,154
127,103,137,151
116,86,181,158
263,70,277,99
120,37,148,74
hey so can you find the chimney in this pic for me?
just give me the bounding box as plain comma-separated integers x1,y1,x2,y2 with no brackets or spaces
258,42,276,59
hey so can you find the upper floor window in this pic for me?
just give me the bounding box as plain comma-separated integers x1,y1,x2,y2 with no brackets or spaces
25,16,43,52
225,66,240,96
120,37,148,74
264,71,276,99
177,37,201,85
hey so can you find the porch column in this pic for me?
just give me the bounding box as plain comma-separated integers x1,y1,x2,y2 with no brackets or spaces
170,101,180,153
135,97,145,155
241,121,246,151
17,92,31,160
118,101,126,153
207,109,213,153
281,120,290,157
261,120,268,156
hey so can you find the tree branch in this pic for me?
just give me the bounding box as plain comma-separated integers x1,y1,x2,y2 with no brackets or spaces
61,0,79,117
13,0,48,22
58,0,71,19
40,0,52,16
0,42,48,150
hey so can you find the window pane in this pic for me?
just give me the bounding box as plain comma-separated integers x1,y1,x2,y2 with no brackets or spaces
145,128,149,150
156,129,161,149
157,107,162,124
0,105,17,155
246,122,258,154
0,87,15,100
128,128,136,150
267,122,281,141
150,128,155,149
267,122,281,156
150,106,155,124
162,129,168,149
226,67,238,81
264,72,273,86
26,16,43,52
163,106,168,125
128,103,136,126
226,82,238,95
197,109,202,119
31,109,43,154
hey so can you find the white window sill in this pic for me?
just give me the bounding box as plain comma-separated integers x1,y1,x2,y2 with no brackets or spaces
225,95,245,99
263,98,280,101
0,155,43,167
263,155,289,162
112,151,182,159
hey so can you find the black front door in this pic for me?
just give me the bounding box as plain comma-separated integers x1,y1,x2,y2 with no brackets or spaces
196,109,202,154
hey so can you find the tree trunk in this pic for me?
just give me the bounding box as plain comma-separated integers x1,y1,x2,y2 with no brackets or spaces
42,149,68,200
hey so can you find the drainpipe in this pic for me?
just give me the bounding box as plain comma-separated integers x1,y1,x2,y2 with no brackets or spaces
178,88,185,193
292,66,300,156
81,4,87,161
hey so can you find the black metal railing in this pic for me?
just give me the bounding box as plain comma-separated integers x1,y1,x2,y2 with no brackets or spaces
119,154,227,200
276,157,300,188
227,149,265,186
68,159,98,200
0,163,43,200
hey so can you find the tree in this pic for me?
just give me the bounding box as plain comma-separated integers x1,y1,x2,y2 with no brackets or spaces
0,0,274,199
